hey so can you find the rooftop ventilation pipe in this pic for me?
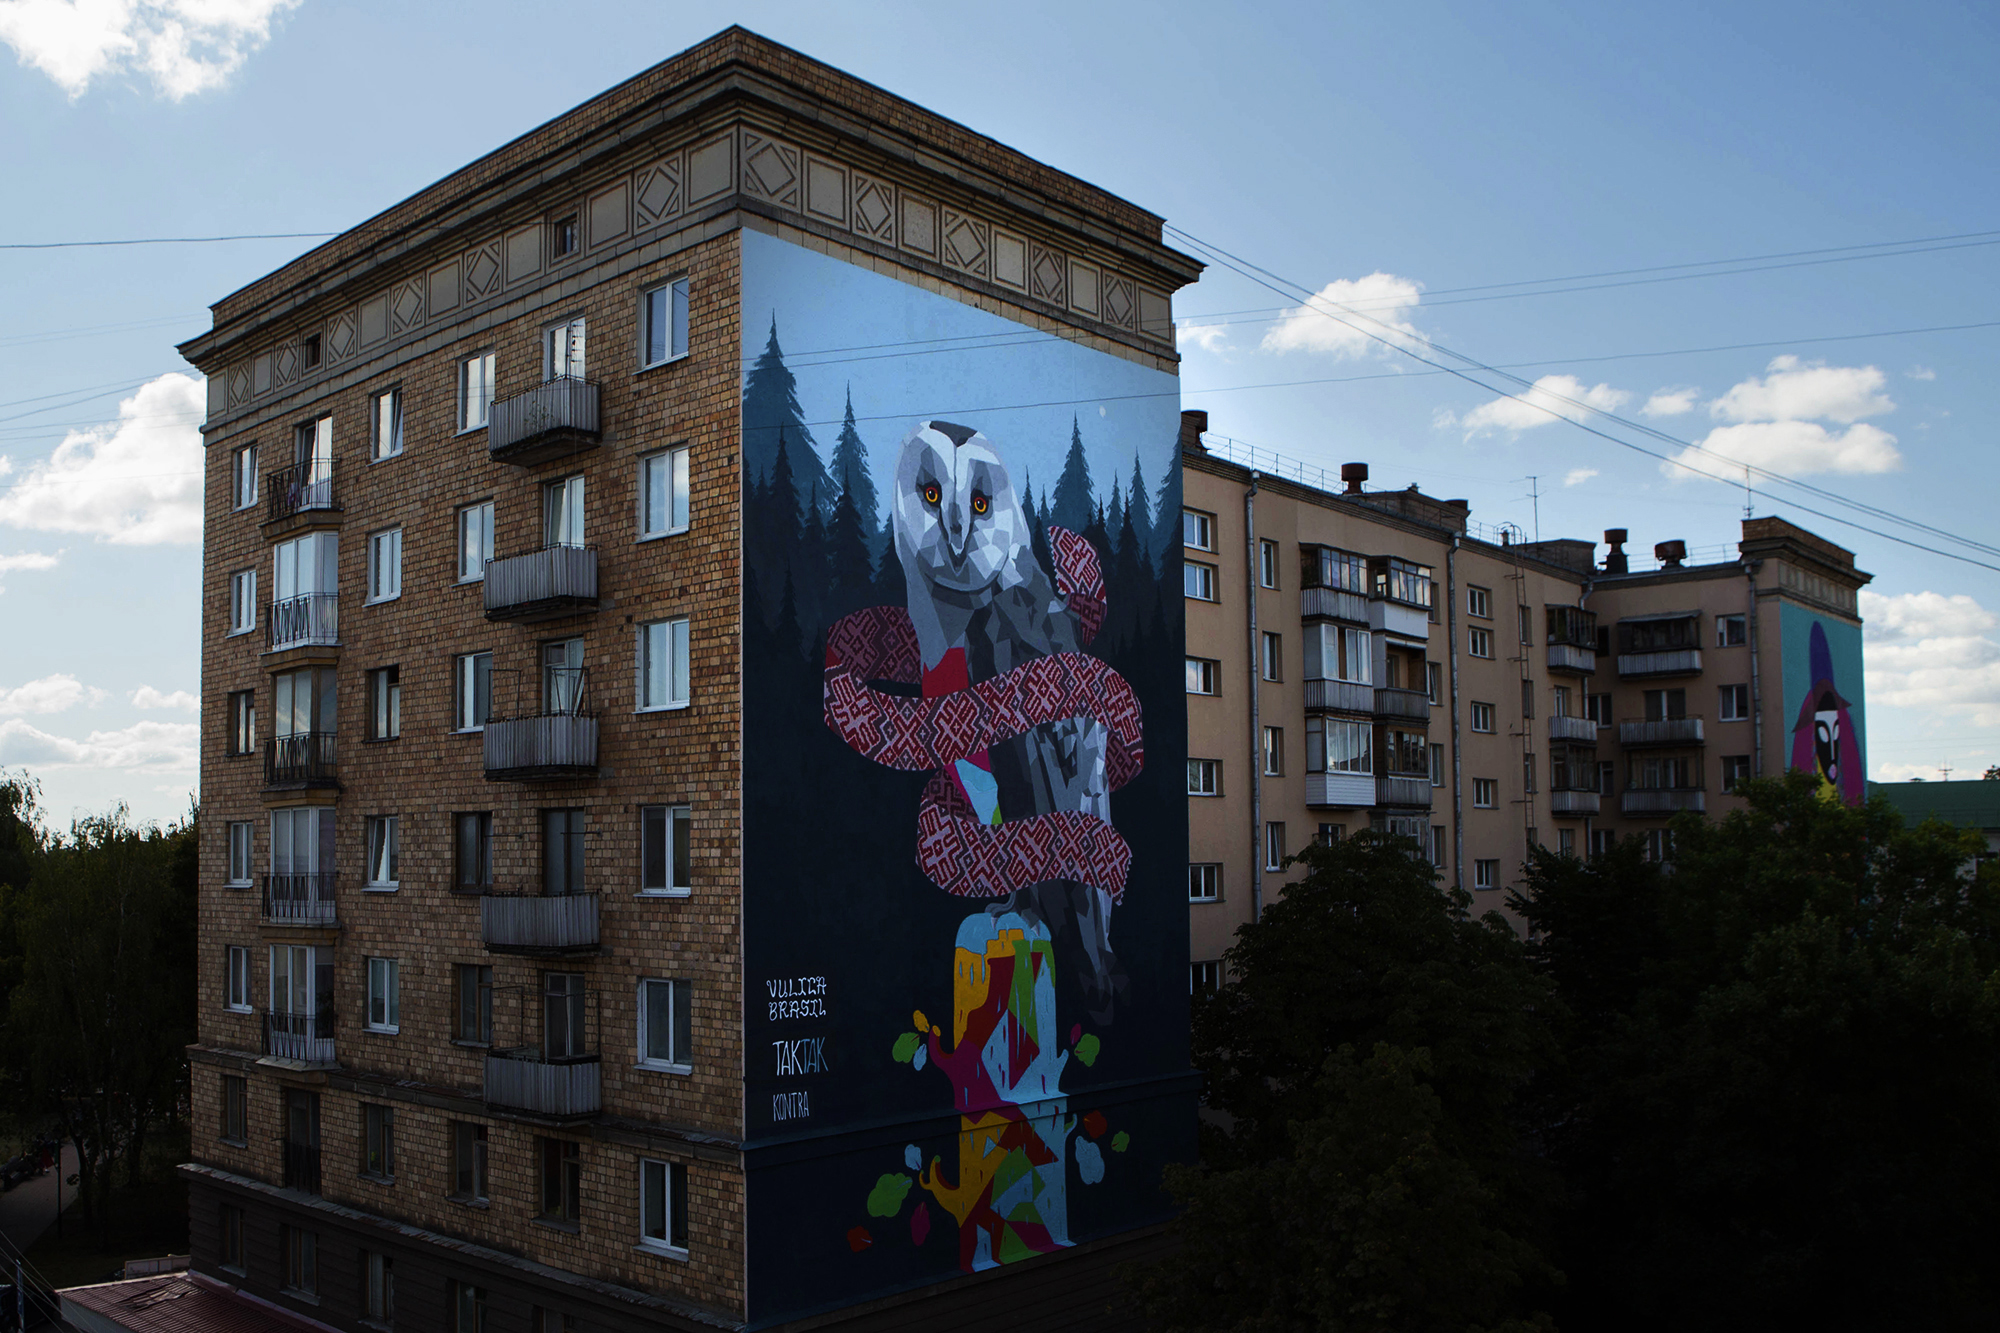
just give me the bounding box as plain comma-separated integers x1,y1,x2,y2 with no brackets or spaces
1341,462,1368,495
1603,528,1629,575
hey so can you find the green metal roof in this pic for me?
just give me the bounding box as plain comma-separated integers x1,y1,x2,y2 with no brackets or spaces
1868,779,2000,830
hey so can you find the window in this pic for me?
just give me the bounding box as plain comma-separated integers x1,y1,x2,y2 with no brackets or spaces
225,946,252,1012
1185,657,1218,695
1722,754,1753,792
1304,546,1368,593
640,1157,690,1254
639,618,691,710
1644,688,1688,722
1468,626,1493,659
1642,829,1674,864
364,1251,395,1325
1598,760,1616,796
545,316,586,381
1717,614,1748,647
1372,557,1434,608
455,652,493,731
455,813,493,891
452,1123,489,1200
220,1205,244,1271
1619,615,1702,654
228,569,257,635
369,667,401,741
272,531,338,621
1521,679,1535,718
1552,684,1572,718
1188,864,1220,902
544,810,586,895
231,444,258,510
1719,684,1751,721
271,666,336,740
537,1310,579,1333
455,965,493,1044
269,807,329,880
1468,585,1491,618
640,446,692,537
1182,508,1215,551
1585,692,1613,726
366,528,403,603
1259,538,1279,589
1473,778,1497,809
283,1225,318,1296
1426,661,1441,705
459,353,496,431
538,1138,581,1223
1317,824,1343,846
221,1074,247,1142
1187,759,1220,795
1629,753,1701,790
1262,726,1283,776
1384,728,1427,777
301,333,321,371
639,978,692,1071
1429,743,1445,787
1192,961,1221,994
227,821,253,884
365,817,399,889
551,214,579,259
363,1104,395,1179
1474,859,1499,891
227,690,256,758
1184,561,1217,601
365,958,400,1032
1261,631,1282,682
641,805,692,896
370,388,403,460
458,501,495,582
1470,701,1495,733
543,473,585,547
1524,752,1538,793
452,1282,487,1333
1430,826,1447,869
1264,822,1286,871
1304,718,1372,774
1590,828,1615,858
1519,604,1532,643
1558,828,1576,858
643,278,691,367
1304,624,1371,684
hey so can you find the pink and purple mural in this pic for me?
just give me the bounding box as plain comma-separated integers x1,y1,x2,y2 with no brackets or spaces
1781,604,1867,805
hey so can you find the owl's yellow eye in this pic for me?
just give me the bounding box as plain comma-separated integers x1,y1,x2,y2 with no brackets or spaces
971,492,989,516
922,482,942,506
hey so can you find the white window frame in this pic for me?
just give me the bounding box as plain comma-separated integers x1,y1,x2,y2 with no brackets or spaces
231,444,258,511
1467,585,1492,619
225,945,252,1012
1262,725,1283,776
1182,508,1215,552
370,387,403,461
458,501,495,583
459,352,496,432
365,816,400,890
1192,961,1221,994
1719,684,1751,722
228,569,257,636
1717,614,1748,647
544,316,586,381
1469,626,1494,659
1187,758,1220,796
641,278,691,369
1264,821,1286,872
1258,538,1278,589
455,652,493,732
1429,743,1445,787
1474,859,1499,891
227,821,254,886
1470,701,1495,734
1188,863,1221,903
639,446,692,539
638,618,692,711
370,666,401,741
637,977,692,1073
1473,778,1497,809
1261,631,1281,682
1184,561,1217,602
365,1250,395,1323
638,1157,690,1257
366,527,403,604
639,804,693,897
1185,657,1218,695
365,957,400,1034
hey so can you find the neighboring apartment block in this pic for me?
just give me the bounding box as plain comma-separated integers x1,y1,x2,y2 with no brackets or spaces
179,30,1198,1332
1183,412,1871,978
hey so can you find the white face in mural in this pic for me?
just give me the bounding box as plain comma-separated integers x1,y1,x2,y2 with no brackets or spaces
892,420,1027,594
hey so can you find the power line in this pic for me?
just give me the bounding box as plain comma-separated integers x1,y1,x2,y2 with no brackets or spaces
0,232,339,250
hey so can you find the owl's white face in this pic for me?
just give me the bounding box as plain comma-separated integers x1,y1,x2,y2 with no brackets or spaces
892,420,1026,594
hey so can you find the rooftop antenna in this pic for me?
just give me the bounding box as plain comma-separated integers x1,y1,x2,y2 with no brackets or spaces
1743,466,1754,522
1527,475,1540,544
1941,761,1953,781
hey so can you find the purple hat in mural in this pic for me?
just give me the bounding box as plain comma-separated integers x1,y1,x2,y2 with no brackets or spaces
1790,621,1865,805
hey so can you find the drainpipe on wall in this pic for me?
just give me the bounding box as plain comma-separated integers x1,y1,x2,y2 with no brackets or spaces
1746,559,1765,777
1447,535,1465,893
1577,577,1594,848
1246,473,1263,921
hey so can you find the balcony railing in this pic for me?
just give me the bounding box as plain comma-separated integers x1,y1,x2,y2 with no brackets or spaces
265,460,337,525
1548,714,1599,743
485,545,599,623
1622,788,1706,815
1374,687,1431,722
262,872,337,927
1618,649,1702,678
1376,774,1433,808
1619,717,1706,746
1550,790,1601,817
484,1052,602,1120
489,376,601,465
262,1009,336,1068
1300,587,1369,625
1547,643,1597,675
481,893,600,955
264,733,338,790
267,593,339,651
1304,679,1374,714
484,713,599,781
1305,771,1376,808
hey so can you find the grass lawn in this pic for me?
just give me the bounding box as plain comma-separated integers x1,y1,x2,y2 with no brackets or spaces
22,1126,189,1292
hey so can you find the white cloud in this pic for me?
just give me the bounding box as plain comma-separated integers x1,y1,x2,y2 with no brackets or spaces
0,550,59,592
1663,355,1903,482
1642,387,1699,418
1861,589,2000,728
1177,320,1231,355
1261,273,1425,360
0,673,105,716
0,0,296,99
0,717,197,771
130,684,197,711
0,372,204,544
1861,589,1997,644
1457,374,1631,438
1563,468,1598,487
1906,366,1936,381
1709,355,1893,424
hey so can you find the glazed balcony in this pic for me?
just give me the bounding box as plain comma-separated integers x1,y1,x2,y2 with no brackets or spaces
1305,771,1376,808
484,1052,602,1121
1304,679,1374,714
1373,687,1431,722
1548,714,1599,743
261,872,337,928
1619,716,1706,746
480,893,600,956
1300,586,1369,625
262,1009,336,1069
1547,643,1597,675
264,733,338,791
1618,649,1703,678
1376,774,1434,808
267,593,339,652
488,376,601,466
1622,788,1706,816
484,545,599,623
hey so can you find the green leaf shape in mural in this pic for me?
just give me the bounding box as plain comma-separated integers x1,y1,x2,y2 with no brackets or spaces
866,1172,914,1218
1112,1130,1130,1152
891,1031,922,1064
1074,1033,1101,1066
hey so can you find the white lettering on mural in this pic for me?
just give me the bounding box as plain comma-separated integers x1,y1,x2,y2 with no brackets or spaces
766,974,829,1021
773,1036,829,1078
772,1090,811,1121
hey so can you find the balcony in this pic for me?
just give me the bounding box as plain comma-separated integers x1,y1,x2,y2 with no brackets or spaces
1619,717,1706,746
1305,771,1376,808
1548,714,1599,744
489,376,601,465
1367,597,1430,641
1376,774,1434,808
480,893,600,956
1622,788,1706,816
1547,643,1597,675
1550,790,1601,817
485,545,599,623
484,1052,602,1120
1304,679,1374,714
1301,586,1369,625
484,713,599,781
263,460,339,530
264,733,338,791
262,1009,336,1069
1618,649,1702,678
267,593,339,652
1373,687,1431,722
262,872,337,928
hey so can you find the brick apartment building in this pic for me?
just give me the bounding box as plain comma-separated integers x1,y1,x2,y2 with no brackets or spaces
177,29,1199,1333
1181,412,1873,981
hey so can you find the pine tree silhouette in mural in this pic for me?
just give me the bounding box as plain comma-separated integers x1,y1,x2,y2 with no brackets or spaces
1127,455,1155,571
1050,415,1097,536
827,387,880,552
742,317,834,520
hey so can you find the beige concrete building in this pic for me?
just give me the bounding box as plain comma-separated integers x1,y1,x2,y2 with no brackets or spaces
1182,412,1872,978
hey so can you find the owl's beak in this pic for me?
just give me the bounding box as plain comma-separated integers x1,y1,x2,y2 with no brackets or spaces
944,500,970,566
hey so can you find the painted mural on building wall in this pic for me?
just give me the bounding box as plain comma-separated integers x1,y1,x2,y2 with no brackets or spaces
737,229,1193,1322
1780,602,1866,805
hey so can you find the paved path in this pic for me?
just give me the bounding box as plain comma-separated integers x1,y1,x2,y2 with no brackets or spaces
0,1142,79,1264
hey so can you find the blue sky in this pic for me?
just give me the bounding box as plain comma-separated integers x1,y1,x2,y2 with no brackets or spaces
2,0,1997,826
